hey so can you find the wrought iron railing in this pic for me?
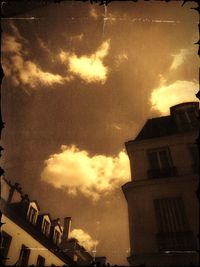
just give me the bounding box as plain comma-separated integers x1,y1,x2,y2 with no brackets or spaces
156,231,196,251
147,166,177,179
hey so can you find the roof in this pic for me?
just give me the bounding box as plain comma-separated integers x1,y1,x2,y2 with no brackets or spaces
130,102,199,142
1,199,75,266
29,200,40,211
133,115,178,141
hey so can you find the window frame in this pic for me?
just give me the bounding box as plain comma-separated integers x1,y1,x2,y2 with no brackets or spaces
1,231,12,263
154,197,196,251
147,147,175,178
27,205,38,224
18,244,30,266
36,255,45,266
42,218,50,237
53,229,60,245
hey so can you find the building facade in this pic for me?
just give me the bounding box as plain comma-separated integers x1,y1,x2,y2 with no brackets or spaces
0,177,93,266
122,102,199,266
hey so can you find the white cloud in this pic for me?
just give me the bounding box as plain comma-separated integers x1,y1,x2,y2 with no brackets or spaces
170,49,191,70
115,53,128,68
41,145,130,201
90,6,98,20
69,33,84,42
69,229,98,252
59,40,110,84
2,34,68,88
150,80,198,115
37,37,52,55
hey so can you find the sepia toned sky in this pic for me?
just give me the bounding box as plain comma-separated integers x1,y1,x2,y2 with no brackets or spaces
1,1,199,265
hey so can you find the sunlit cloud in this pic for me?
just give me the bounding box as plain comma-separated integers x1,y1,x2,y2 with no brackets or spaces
41,145,130,201
2,34,67,88
37,37,52,55
112,123,121,130
150,80,198,115
115,53,128,68
59,40,110,84
9,21,27,43
90,6,98,20
69,33,84,42
170,49,191,70
69,229,98,251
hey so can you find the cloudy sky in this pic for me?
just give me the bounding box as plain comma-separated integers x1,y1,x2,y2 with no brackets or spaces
1,0,199,265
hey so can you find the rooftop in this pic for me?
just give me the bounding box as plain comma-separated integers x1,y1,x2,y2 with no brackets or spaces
128,102,199,142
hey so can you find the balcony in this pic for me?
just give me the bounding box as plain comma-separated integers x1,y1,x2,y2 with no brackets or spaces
147,166,177,179
156,231,196,251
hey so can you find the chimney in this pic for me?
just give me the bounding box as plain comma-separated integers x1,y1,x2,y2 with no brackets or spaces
7,183,20,204
62,217,71,241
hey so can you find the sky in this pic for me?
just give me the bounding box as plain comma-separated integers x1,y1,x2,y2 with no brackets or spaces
1,0,199,265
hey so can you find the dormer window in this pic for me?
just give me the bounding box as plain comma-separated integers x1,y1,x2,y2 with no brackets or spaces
42,219,50,237
27,206,37,224
170,102,199,132
177,109,198,131
53,229,60,245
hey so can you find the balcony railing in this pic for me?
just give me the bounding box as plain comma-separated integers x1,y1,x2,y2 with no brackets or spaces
156,231,196,251
147,166,177,179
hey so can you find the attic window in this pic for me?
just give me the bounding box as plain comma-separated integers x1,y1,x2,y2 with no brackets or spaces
27,206,37,224
177,108,198,131
42,219,50,237
53,229,60,245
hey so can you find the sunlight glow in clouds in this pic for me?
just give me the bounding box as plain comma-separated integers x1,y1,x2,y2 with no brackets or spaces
69,229,99,251
59,41,110,84
150,80,198,115
2,35,66,88
90,6,98,20
41,145,130,201
170,49,191,70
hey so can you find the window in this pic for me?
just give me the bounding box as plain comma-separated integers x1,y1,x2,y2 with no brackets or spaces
53,229,60,245
189,144,199,173
177,108,199,131
27,206,37,224
36,255,45,266
154,197,196,251
18,245,30,266
1,231,12,262
147,147,176,178
42,219,50,236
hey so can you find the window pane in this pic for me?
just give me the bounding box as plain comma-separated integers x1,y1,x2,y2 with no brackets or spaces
159,150,171,169
37,255,45,266
187,109,198,127
18,245,30,266
148,152,159,169
154,198,196,251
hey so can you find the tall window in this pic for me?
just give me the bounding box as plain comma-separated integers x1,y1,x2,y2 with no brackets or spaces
147,147,175,178
18,245,30,266
42,219,50,236
154,197,196,251
36,255,45,266
27,206,37,224
1,231,12,263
